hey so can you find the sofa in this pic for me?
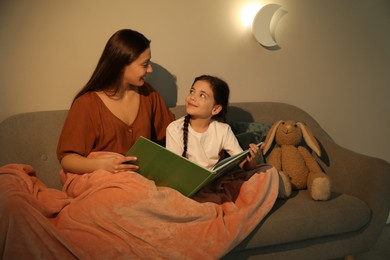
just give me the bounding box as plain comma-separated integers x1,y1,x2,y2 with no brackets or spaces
1,102,389,260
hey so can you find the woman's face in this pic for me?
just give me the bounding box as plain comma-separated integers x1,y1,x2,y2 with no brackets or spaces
185,80,221,119
122,47,153,87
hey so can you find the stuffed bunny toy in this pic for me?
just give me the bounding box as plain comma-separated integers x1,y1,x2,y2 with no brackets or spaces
262,120,331,201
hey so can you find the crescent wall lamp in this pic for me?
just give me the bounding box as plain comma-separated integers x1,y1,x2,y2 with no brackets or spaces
252,3,282,48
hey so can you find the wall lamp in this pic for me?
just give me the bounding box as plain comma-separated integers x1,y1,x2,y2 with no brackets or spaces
252,4,283,49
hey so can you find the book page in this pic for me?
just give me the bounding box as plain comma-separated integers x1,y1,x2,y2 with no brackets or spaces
127,136,215,197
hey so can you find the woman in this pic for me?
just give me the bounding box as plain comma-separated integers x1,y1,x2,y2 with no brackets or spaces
57,29,174,174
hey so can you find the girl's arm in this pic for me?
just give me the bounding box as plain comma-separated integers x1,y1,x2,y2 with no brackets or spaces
165,120,184,156
60,153,139,174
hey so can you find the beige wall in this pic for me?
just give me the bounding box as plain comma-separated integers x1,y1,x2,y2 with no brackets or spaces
1,0,389,166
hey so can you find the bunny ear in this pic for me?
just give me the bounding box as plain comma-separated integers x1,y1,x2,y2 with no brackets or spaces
263,120,283,155
297,122,321,156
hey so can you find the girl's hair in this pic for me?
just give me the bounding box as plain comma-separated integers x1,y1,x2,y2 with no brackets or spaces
73,29,151,102
182,75,230,157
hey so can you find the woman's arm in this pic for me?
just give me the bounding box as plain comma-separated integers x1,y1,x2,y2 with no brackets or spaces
60,153,139,174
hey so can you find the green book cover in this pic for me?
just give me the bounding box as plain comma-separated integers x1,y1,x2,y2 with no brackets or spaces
126,136,262,197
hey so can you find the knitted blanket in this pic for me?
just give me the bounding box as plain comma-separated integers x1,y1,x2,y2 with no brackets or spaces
0,152,278,259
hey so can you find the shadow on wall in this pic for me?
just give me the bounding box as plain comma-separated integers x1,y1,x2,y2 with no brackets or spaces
226,106,254,122
146,62,178,107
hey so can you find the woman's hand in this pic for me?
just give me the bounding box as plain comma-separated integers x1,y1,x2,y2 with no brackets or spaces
61,153,139,174
102,156,139,173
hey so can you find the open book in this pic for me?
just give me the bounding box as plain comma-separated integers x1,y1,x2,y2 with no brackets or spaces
126,136,263,197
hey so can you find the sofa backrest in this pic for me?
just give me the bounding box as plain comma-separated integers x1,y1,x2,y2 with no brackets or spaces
0,102,331,190
0,110,68,189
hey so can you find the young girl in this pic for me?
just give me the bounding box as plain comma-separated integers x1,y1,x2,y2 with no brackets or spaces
166,75,260,171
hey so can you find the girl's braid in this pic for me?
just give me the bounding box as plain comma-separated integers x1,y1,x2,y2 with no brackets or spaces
182,114,190,157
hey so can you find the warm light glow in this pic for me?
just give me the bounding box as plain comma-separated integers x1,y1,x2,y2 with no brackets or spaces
240,3,264,28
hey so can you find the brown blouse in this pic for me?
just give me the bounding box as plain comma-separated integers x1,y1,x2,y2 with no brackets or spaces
57,84,174,162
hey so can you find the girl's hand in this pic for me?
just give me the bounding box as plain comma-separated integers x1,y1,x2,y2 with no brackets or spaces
102,156,139,173
241,143,261,170
247,143,260,162
259,142,265,151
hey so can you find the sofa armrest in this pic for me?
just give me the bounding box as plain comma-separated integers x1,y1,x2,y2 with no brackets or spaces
225,102,390,247
0,110,68,189
321,141,390,240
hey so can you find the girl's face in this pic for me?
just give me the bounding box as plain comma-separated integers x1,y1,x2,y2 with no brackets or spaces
185,80,222,120
122,47,152,87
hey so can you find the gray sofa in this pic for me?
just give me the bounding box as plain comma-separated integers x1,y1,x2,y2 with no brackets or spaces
1,102,389,260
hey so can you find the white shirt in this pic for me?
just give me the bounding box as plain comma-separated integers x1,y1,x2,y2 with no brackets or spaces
166,117,243,170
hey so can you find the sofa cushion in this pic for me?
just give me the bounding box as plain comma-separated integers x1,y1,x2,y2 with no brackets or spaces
229,121,272,137
229,121,271,165
232,190,371,250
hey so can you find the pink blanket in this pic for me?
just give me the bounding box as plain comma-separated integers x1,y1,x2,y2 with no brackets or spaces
0,152,278,259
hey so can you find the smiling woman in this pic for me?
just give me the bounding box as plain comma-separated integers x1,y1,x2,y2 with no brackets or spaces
57,28,174,175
